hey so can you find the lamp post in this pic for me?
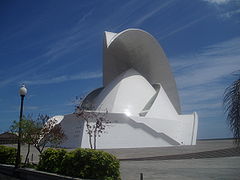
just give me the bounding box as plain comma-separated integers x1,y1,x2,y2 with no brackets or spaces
15,84,27,168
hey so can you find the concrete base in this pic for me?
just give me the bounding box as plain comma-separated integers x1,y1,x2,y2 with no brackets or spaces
58,112,197,149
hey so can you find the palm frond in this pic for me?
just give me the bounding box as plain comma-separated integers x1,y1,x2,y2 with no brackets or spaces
223,73,240,145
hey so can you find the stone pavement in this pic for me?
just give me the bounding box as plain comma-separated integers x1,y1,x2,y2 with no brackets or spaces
120,157,240,180
103,139,238,159
105,139,240,180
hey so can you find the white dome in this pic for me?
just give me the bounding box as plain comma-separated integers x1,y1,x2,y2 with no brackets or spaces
94,68,156,116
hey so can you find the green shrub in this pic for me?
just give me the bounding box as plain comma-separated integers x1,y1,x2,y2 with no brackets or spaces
38,148,121,180
37,148,67,173
62,148,120,180
0,145,17,165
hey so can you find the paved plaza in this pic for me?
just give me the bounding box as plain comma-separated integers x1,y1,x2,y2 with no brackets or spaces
103,139,239,159
120,157,240,180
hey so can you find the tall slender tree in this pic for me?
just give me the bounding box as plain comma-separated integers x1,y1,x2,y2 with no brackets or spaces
10,115,36,165
223,71,240,145
75,96,110,149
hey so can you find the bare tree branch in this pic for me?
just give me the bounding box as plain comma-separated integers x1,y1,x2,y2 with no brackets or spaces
74,96,110,149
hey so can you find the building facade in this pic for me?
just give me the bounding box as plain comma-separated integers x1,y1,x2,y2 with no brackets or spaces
53,29,198,149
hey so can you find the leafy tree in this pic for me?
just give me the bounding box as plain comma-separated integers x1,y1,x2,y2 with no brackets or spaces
223,72,240,145
75,97,110,149
10,114,66,164
10,115,37,164
35,114,66,153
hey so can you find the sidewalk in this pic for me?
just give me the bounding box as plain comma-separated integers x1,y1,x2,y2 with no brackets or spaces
120,157,240,180
103,139,238,159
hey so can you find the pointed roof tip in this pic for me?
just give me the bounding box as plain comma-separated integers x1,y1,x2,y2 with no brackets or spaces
121,68,141,79
104,31,117,47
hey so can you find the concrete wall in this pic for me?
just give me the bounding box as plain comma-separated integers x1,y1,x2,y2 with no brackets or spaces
0,164,86,180
58,112,197,149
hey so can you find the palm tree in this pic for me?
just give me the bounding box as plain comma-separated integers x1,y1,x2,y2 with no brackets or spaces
223,72,240,145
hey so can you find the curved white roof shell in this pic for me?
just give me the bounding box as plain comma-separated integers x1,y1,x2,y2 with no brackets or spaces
94,68,156,116
103,29,181,114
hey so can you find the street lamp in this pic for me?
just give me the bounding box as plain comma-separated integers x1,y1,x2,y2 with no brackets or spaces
15,84,27,168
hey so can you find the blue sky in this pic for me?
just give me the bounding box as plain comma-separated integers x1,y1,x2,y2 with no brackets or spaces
0,0,239,139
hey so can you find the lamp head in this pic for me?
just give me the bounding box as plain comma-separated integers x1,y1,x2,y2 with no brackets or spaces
19,84,27,96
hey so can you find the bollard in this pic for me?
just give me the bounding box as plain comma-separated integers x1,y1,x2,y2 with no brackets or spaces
140,173,143,180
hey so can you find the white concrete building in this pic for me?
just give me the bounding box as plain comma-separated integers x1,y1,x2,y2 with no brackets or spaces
54,29,198,149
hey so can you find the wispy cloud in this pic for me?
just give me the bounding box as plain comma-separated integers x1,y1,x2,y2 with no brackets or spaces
0,105,39,113
203,0,230,4
220,8,240,19
173,37,240,89
203,0,240,20
43,8,96,64
0,8,96,88
172,37,240,117
24,71,102,85
133,0,176,26
158,16,207,40
25,106,39,110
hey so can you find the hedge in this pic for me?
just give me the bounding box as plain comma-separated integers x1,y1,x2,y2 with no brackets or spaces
38,148,121,180
0,145,17,165
37,148,67,173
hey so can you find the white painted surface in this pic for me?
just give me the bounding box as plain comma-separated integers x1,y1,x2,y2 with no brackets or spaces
56,114,84,148
105,31,117,47
94,69,156,116
131,114,197,145
146,84,178,120
55,112,197,149
81,122,170,149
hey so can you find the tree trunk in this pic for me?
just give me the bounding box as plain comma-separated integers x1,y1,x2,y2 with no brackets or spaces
40,144,45,154
94,137,96,150
24,144,31,165
89,133,93,149
93,128,97,150
35,145,41,154
86,120,93,149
